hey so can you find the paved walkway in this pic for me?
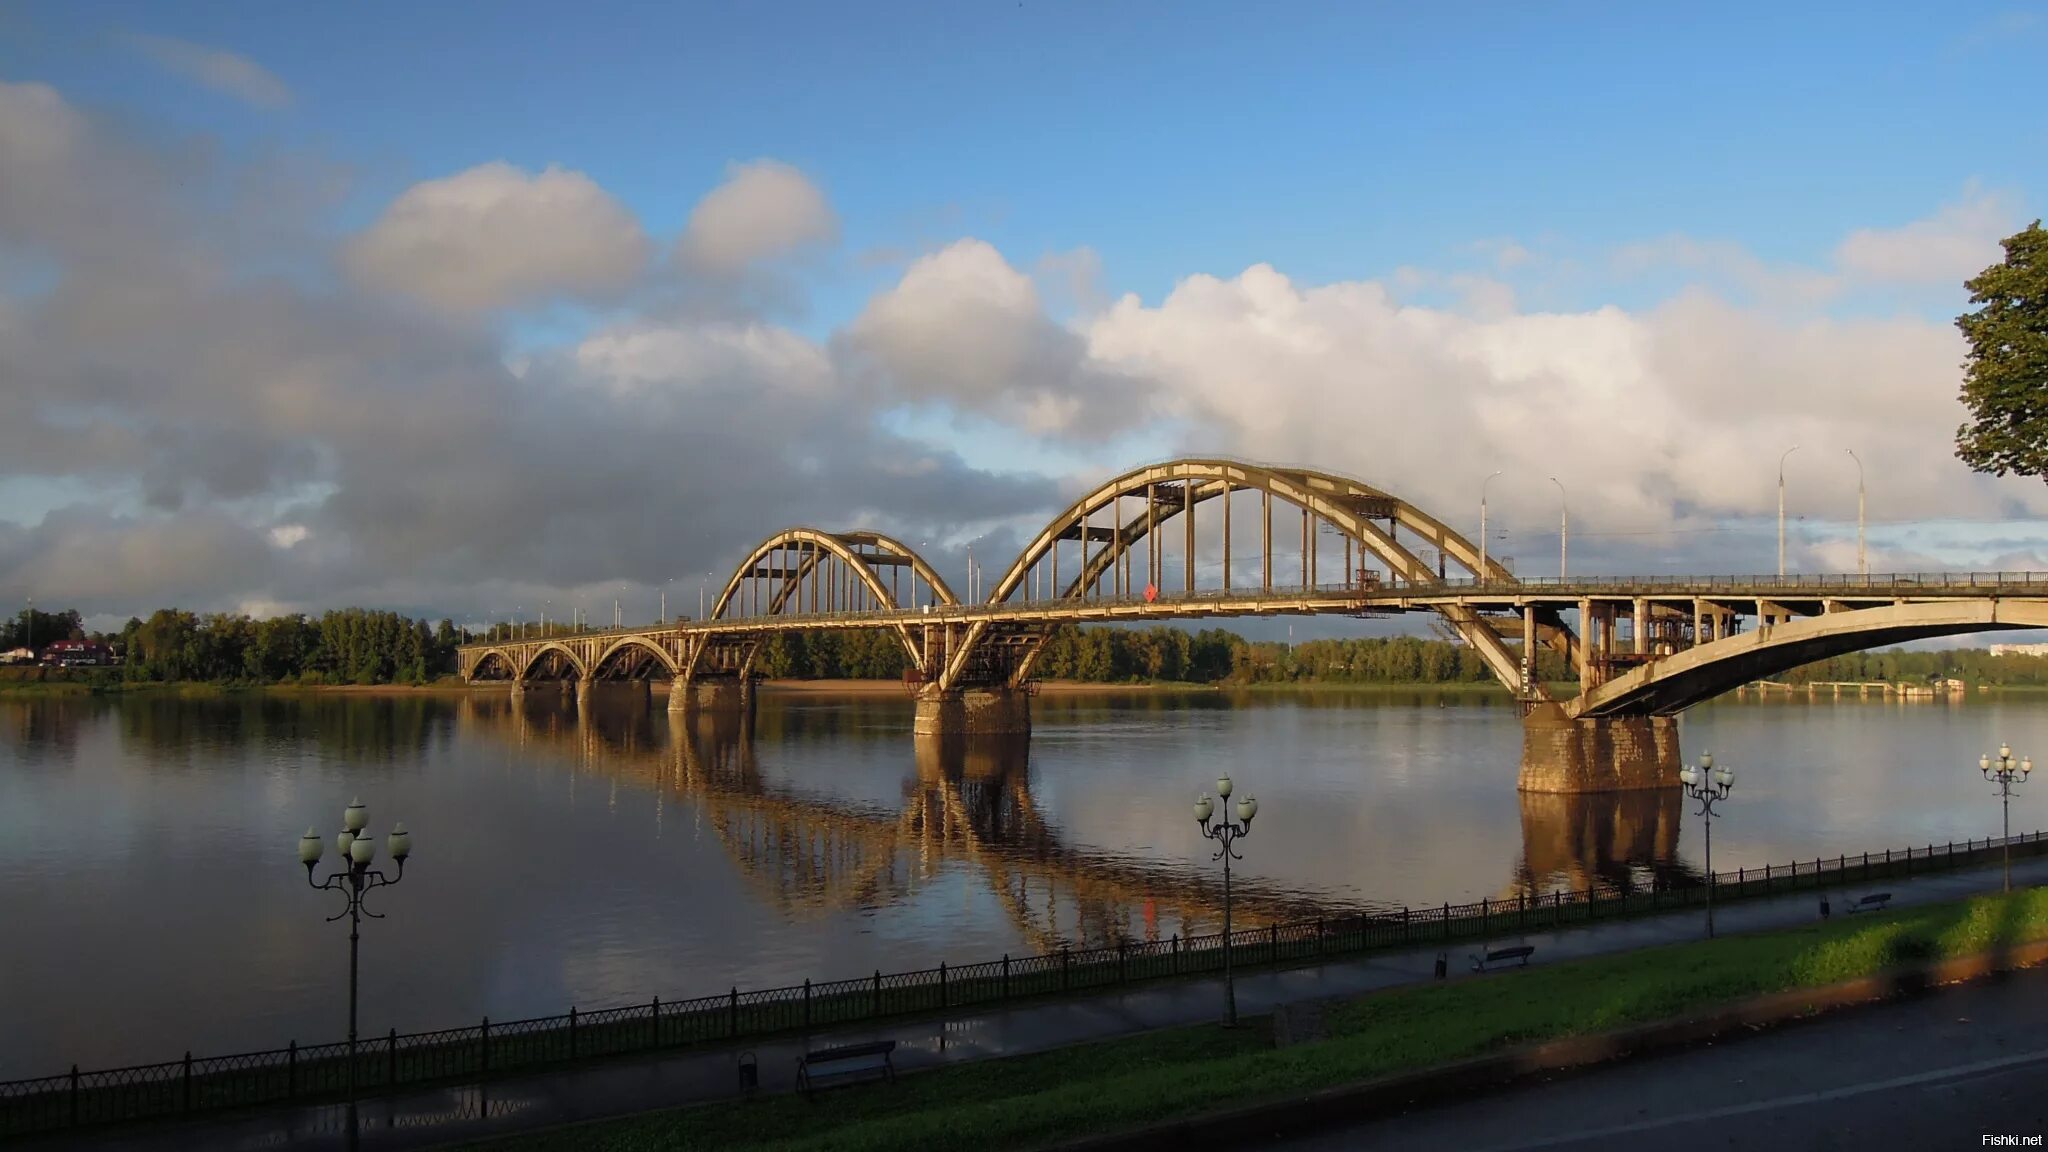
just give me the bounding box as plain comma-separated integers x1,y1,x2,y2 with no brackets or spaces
52,854,2048,1152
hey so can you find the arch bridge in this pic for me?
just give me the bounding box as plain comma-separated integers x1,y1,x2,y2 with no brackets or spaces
458,458,2048,793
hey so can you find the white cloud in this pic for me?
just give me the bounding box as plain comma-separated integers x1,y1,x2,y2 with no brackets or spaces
1078,259,2045,559
344,162,651,314
842,240,1151,437
678,159,838,274
571,318,835,399
1835,188,2018,284
121,32,293,110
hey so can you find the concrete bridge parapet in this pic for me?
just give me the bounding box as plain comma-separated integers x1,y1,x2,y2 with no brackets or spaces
1519,704,1680,793
913,687,1032,736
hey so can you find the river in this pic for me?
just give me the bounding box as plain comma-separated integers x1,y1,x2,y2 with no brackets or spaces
2,684,2043,1078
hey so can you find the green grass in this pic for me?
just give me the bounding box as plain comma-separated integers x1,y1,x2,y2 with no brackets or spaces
472,887,2048,1152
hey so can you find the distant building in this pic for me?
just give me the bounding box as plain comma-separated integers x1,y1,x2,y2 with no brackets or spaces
39,640,116,667
0,647,34,665
1990,643,2048,658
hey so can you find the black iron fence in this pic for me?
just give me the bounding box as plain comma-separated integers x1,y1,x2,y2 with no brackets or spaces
6,830,2044,1138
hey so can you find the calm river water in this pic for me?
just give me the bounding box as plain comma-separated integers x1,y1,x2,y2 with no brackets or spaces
3,685,2046,1078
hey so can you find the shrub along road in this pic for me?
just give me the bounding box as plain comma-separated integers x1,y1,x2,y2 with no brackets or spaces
1274,967,2048,1151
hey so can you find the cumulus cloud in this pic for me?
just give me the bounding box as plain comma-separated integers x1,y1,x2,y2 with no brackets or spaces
678,159,838,275
0,85,1049,619
841,240,1149,436
1835,188,2018,284
344,162,652,315
1,72,2040,627
121,32,292,110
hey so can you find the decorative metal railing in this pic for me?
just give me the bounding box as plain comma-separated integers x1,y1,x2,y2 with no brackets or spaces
7,830,2043,1137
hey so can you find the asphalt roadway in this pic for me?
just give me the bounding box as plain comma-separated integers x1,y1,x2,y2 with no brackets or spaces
1272,965,2048,1152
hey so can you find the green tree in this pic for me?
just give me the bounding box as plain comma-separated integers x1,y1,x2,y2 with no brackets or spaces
1956,221,2048,477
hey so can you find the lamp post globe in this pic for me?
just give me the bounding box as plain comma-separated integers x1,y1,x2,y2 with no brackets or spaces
1980,743,2029,892
300,801,413,1152
1194,775,1258,1028
1678,752,1734,939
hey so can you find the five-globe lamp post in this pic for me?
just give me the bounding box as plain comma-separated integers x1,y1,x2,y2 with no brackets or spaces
1195,774,1258,1027
299,799,413,1152
1980,744,2032,893
1677,754,1734,938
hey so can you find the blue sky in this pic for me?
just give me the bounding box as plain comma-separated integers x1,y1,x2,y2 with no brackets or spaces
3,2,2048,630
9,1,2043,329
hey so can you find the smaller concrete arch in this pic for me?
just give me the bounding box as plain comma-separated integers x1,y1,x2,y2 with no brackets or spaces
517,641,589,682
707,527,958,620
589,635,680,679
467,649,521,680
1576,599,2048,716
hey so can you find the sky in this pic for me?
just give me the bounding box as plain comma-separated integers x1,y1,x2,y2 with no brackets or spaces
3,1,2048,639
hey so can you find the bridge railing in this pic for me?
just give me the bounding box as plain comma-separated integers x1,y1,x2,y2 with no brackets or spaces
454,571,2048,645
7,828,2043,1138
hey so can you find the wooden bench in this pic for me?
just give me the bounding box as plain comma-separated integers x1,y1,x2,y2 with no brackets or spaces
1469,945,1536,972
1847,893,1893,914
796,1040,897,1094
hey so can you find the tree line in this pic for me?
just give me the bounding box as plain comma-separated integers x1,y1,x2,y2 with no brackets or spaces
750,624,1578,685
22,601,2048,688
8,607,468,686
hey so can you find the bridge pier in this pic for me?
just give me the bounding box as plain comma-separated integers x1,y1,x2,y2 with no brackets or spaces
1518,705,1680,793
912,687,1031,736
667,676,754,716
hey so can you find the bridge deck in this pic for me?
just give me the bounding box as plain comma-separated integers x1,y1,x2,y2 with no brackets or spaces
459,573,2048,648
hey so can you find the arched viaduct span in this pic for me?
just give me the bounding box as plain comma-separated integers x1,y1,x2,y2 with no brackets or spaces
457,457,2048,793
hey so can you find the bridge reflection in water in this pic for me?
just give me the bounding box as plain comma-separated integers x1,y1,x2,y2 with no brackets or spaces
456,686,1701,947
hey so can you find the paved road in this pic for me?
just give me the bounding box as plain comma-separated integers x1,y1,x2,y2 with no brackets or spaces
1274,967,2048,1152
45,854,2048,1151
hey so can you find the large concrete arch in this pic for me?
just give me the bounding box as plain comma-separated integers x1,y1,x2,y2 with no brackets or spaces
952,458,1563,694
1575,599,2048,717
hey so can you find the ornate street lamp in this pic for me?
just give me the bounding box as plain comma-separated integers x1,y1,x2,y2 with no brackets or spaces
1195,774,1258,1027
1980,744,2032,892
300,799,413,1152
1677,754,1734,938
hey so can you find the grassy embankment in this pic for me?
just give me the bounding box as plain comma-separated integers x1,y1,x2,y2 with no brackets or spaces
474,887,2048,1152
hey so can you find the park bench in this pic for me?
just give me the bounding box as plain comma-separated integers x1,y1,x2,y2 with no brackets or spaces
796,1039,897,1094
1846,892,1893,914
1469,945,1536,972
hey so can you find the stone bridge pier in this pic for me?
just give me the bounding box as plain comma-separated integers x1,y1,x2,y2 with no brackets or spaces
1518,705,1681,793
911,686,1031,736
667,674,754,716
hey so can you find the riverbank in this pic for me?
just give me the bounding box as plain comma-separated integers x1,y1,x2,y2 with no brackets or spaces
473,885,2048,1152
0,674,493,697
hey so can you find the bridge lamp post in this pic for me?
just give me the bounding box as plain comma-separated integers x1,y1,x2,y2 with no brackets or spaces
1979,744,2032,892
299,800,413,1152
1195,775,1258,1027
1677,754,1734,938
1846,449,1867,578
1479,470,1503,582
1777,445,1800,578
1546,477,1567,579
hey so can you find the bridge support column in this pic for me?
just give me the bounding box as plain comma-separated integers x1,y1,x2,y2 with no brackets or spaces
912,687,1031,736
1518,704,1680,793
574,678,593,713
666,676,754,716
